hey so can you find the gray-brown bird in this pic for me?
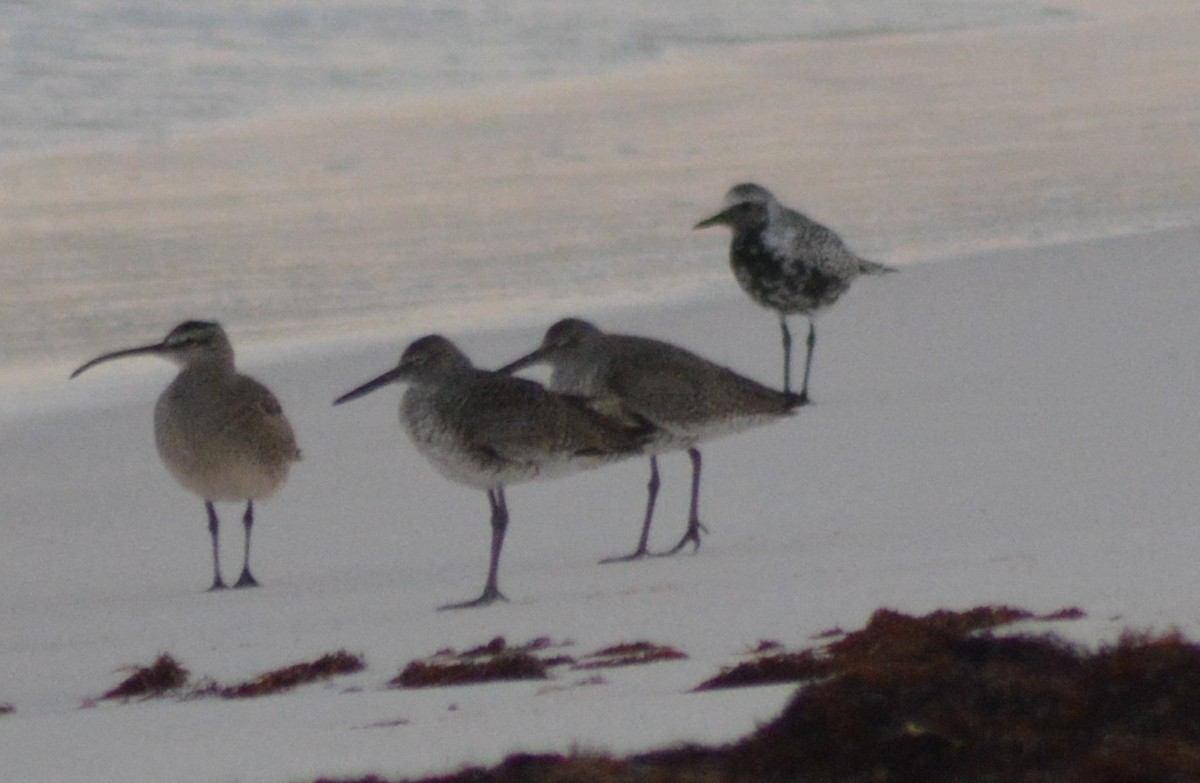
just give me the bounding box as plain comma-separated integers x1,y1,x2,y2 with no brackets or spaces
71,320,300,590
333,334,651,609
500,318,801,561
695,183,896,403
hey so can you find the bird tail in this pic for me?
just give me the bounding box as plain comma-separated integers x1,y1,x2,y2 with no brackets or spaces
858,259,898,275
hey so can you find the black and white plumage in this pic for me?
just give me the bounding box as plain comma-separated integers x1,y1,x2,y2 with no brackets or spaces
695,183,896,403
500,318,801,561
71,321,301,591
333,334,650,609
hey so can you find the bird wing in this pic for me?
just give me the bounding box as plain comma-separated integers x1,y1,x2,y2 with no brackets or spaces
604,338,791,424
781,207,891,276
607,356,706,421
779,208,848,257
229,375,302,462
460,374,644,462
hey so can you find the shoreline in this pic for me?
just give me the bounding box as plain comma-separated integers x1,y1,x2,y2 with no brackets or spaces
2,0,1198,373
4,219,1198,419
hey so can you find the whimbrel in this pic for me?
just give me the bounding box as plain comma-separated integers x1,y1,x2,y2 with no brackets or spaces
695,183,896,403
333,334,650,609
71,320,300,590
500,318,801,561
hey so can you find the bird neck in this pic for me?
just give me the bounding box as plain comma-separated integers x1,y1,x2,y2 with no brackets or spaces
179,352,236,380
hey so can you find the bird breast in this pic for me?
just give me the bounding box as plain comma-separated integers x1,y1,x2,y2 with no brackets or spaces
153,369,297,502
400,378,637,490
400,385,536,489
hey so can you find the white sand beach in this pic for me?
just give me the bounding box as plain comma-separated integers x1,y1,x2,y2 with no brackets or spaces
2,0,1200,780
4,223,1200,781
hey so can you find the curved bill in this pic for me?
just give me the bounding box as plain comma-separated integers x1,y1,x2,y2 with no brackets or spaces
70,342,166,379
495,348,546,376
333,366,406,405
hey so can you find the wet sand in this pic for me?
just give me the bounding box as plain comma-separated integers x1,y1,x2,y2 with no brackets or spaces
1,0,1198,372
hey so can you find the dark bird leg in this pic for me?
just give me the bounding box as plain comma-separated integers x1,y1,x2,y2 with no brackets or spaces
779,314,793,396
660,448,709,555
440,487,510,610
601,455,660,563
233,499,260,588
205,501,227,591
799,316,816,405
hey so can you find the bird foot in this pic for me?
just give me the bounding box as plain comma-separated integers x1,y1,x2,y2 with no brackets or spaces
655,522,709,557
207,578,228,592
233,571,260,589
599,549,651,564
438,588,509,611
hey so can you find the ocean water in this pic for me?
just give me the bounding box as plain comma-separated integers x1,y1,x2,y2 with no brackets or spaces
2,0,1053,160
4,0,1199,380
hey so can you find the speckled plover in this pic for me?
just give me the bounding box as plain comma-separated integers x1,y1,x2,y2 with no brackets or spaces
695,183,896,403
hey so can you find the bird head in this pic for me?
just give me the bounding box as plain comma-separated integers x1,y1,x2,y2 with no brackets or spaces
496,318,602,374
333,334,472,404
694,182,776,231
70,320,233,378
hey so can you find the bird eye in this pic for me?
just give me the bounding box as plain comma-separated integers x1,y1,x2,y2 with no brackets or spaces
167,331,208,349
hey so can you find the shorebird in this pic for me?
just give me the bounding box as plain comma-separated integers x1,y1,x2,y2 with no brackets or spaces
500,318,801,561
71,320,300,591
695,183,896,403
333,335,651,609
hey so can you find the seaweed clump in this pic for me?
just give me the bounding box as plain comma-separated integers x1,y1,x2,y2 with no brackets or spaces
389,637,552,688
94,650,365,704
315,605,1200,783
694,645,824,691
100,653,190,701
218,650,365,699
388,637,689,688
672,605,1200,782
696,605,1084,691
571,641,687,670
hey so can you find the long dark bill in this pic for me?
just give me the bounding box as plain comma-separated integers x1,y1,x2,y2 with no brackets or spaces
495,348,546,376
69,343,166,379
333,366,405,405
